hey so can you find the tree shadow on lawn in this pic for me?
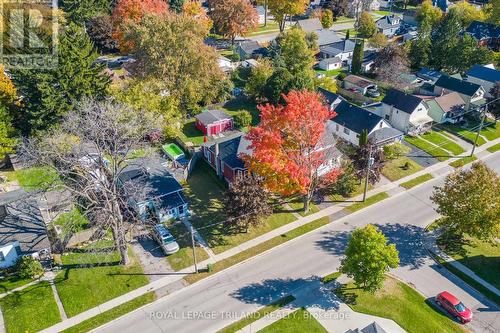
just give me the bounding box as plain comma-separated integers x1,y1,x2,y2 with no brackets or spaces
230,276,342,311
0,281,52,308
314,223,430,269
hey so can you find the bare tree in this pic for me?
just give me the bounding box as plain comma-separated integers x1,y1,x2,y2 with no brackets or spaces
21,99,158,265
372,43,410,88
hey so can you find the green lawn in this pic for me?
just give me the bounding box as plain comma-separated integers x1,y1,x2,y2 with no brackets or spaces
258,308,328,333
404,136,450,161
487,142,500,153
440,123,487,146
314,68,345,77
400,174,434,190
287,198,320,217
480,121,500,141
345,192,389,213
218,295,295,333
420,131,465,156
15,166,61,191
53,208,90,239
329,179,373,203
185,162,297,254
55,246,149,317
449,155,477,168
221,99,261,128
0,275,33,293
179,119,205,145
382,156,423,181
337,277,467,333
373,10,393,16
248,20,281,36
320,271,341,284
185,217,330,284
166,222,209,271
60,292,156,333
0,281,61,333
447,237,500,290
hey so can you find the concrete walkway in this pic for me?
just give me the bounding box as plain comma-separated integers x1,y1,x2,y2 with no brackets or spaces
425,230,500,299
180,218,216,260
236,278,406,333
39,138,500,333
49,279,67,320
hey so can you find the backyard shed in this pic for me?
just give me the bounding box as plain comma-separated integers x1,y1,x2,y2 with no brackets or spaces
195,109,234,136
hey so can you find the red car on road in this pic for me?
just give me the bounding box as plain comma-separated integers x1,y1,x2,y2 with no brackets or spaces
436,291,473,323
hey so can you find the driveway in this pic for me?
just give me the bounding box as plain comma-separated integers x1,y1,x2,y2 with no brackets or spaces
96,152,500,333
403,141,440,167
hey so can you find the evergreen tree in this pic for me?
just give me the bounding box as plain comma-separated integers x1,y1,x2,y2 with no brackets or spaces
345,29,350,40
409,19,432,70
60,0,113,24
14,25,110,134
351,39,364,74
358,129,368,146
453,34,493,74
169,0,185,13
431,10,462,72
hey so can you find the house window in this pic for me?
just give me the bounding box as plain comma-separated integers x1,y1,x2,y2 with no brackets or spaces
178,205,184,215
385,115,390,120
15,246,22,256
343,127,350,135
380,122,383,128
336,124,339,131
0,252,4,261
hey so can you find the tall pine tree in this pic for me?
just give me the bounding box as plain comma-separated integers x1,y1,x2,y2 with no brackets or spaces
431,10,461,72
14,24,110,134
409,19,432,70
351,39,364,75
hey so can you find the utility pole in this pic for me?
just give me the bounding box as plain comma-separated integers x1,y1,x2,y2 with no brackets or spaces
190,226,198,274
471,106,486,157
363,144,374,202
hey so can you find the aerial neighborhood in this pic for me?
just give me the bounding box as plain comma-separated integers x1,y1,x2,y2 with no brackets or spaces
0,0,499,333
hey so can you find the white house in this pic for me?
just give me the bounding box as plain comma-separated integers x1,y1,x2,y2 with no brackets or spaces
329,100,403,146
379,88,433,134
218,56,233,73
318,57,342,71
0,190,51,268
466,65,499,98
376,14,403,37
434,74,485,111
320,40,356,65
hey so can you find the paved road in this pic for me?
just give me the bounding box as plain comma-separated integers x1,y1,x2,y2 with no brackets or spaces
95,152,500,333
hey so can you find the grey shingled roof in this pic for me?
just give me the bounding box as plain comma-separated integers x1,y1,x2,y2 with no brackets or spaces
368,127,404,144
435,75,482,97
0,190,50,254
466,20,500,41
204,132,251,170
382,89,423,114
376,14,402,30
195,109,232,126
331,101,384,134
320,39,355,56
467,65,500,83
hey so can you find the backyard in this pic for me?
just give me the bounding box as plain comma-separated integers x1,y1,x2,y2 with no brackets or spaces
184,161,298,255
55,245,149,317
14,166,61,191
336,277,467,333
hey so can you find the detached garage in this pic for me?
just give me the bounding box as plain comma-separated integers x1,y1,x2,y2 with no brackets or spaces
195,109,234,136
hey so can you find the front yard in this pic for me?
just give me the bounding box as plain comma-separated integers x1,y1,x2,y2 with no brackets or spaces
382,156,423,181
184,161,297,255
166,222,209,271
0,281,61,333
404,136,450,161
0,275,33,293
336,277,467,333
55,245,149,317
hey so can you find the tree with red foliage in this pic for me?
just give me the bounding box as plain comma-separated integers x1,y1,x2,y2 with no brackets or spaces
209,0,259,44
243,90,342,212
111,0,169,52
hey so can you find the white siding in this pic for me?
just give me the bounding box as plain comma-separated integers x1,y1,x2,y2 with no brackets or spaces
467,76,494,98
380,103,412,133
0,241,21,268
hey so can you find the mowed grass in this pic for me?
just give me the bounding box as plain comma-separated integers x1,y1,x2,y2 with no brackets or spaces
345,192,389,213
337,277,467,333
179,119,205,145
448,237,500,290
60,292,156,333
15,166,61,191
404,136,450,161
449,155,477,168
184,217,330,284
0,275,33,293
487,142,500,153
258,308,328,333
400,173,434,190
420,131,465,156
218,295,295,333
166,222,209,271
287,199,320,217
55,247,149,317
480,121,500,141
0,281,61,333
382,156,423,181
185,161,297,254
440,123,487,146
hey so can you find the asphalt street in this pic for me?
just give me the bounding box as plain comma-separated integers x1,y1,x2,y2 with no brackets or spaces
95,152,500,333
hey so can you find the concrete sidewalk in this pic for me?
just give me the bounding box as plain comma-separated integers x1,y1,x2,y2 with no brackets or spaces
39,138,500,333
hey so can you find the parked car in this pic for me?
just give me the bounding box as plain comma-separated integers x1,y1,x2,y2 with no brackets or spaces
436,291,473,323
152,224,180,255
366,87,380,98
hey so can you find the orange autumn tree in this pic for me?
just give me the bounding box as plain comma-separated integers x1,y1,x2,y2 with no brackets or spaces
244,90,342,212
209,0,259,44
111,0,169,52
183,0,213,31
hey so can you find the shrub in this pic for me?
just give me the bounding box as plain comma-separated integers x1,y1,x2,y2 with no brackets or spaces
333,161,358,197
15,256,44,279
233,110,252,128
383,142,411,159
337,72,347,81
